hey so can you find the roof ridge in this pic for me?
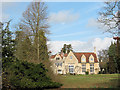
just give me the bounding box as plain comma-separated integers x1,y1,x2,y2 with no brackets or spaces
74,52,94,53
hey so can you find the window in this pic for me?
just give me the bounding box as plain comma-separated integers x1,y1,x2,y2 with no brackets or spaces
70,56,72,59
91,58,93,61
56,57,60,60
82,64,86,72
57,70,62,74
90,64,94,72
69,65,74,73
55,63,62,67
55,63,59,67
60,63,62,66
82,58,85,61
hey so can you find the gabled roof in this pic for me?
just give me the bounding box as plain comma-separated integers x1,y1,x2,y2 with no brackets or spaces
50,55,56,59
50,52,98,63
50,53,68,59
74,52,98,63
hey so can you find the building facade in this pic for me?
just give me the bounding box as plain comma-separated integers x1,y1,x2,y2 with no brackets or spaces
50,50,100,74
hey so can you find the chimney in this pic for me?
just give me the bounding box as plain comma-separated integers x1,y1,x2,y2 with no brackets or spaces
94,47,96,54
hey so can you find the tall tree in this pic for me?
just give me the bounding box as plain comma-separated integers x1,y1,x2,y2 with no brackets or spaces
2,20,15,67
15,31,32,62
98,0,120,73
1,20,16,89
108,43,117,73
15,1,60,83
15,1,49,63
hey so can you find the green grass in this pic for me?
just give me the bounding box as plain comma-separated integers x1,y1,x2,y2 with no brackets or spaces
60,74,119,88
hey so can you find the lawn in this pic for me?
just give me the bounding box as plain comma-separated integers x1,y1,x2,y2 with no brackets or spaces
59,74,120,88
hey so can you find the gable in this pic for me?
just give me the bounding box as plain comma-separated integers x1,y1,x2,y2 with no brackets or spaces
50,53,68,59
54,54,62,60
65,51,78,64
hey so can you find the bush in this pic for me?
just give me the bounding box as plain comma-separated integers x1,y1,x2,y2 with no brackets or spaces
3,59,62,89
85,71,89,75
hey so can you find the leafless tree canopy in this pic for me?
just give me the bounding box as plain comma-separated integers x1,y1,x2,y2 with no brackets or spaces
19,2,49,36
98,0,120,35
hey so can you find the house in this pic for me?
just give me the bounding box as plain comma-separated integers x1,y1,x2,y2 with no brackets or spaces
50,48,100,74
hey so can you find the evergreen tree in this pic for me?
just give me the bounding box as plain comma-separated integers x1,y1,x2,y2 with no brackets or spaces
1,20,16,89
61,44,73,54
108,42,118,73
39,30,49,61
2,20,15,67
15,31,33,62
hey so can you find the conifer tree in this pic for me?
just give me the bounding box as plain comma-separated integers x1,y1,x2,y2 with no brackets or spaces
108,42,118,73
2,20,15,67
1,20,15,89
61,44,73,54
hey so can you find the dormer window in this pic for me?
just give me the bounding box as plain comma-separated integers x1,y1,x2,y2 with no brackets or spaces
70,56,72,59
56,57,60,60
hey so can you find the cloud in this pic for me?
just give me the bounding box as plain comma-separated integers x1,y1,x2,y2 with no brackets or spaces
48,10,80,24
92,37,114,51
47,37,114,54
87,18,118,34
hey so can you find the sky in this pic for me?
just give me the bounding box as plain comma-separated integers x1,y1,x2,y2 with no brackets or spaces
1,0,116,54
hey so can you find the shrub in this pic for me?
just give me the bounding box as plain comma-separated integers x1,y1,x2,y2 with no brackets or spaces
98,71,102,74
3,60,62,89
85,71,89,75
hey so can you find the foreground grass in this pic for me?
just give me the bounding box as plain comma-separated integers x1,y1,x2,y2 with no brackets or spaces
60,74,119,88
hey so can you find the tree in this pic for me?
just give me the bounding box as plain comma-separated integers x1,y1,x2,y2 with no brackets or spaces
108,42,119,73
1,20,16,89
98,0,120,74
98,0,120,35
98,49,109,73
4,60,62,89
2,20,15,67
15,31,33,62
61,44,73,54
15,1,61,84
18,1,49,62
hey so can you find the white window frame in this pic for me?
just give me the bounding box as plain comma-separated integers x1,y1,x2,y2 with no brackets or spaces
82,64,86,72
90,64,94,73
69,65,74,73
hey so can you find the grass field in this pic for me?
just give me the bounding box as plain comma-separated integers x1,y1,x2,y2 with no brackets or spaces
59,74,120,88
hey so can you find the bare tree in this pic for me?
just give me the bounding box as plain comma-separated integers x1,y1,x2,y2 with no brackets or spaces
98,0,120,35
18,1,49,61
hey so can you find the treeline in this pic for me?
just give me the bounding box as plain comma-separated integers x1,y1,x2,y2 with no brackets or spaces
1,1,62,89
98,42,120,74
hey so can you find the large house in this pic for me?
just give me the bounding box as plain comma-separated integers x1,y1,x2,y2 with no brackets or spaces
50,48,100,74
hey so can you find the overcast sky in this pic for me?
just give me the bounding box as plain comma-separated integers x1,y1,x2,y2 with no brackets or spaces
1,0,115,54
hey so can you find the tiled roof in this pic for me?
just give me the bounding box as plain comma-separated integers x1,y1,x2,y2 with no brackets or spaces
50,52,98,63
64,53,68,57
74,52,98,63
50,53,68,59
50,55,56,59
